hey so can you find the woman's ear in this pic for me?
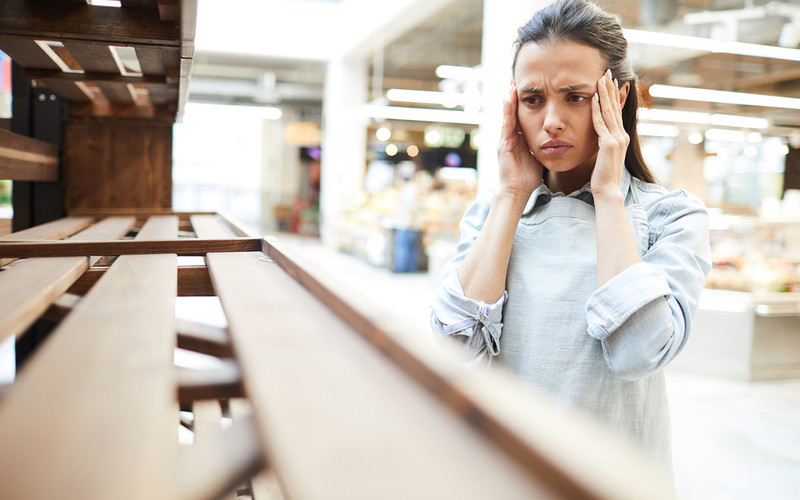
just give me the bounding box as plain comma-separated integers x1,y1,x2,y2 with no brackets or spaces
618,81,630,108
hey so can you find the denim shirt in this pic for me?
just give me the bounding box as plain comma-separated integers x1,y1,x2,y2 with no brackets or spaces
430,169,712,475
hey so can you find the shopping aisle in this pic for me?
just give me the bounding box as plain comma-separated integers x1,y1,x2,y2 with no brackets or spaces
274,233,800,500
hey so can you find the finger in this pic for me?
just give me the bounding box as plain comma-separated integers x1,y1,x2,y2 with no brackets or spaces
500,85,516,143
597,72,622,136
591,90,609,137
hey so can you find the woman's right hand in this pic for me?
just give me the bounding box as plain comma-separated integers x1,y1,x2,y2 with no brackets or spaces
497,82,543,203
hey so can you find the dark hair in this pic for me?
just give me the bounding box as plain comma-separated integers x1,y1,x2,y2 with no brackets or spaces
512,0,657,184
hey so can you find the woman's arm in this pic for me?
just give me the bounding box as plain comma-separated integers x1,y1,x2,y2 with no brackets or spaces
457,83,542,303
590,69,641,287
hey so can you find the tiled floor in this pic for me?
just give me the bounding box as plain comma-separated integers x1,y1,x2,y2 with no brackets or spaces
273,232,800,500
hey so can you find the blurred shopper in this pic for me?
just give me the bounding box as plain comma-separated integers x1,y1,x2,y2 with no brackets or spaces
430,0,711,486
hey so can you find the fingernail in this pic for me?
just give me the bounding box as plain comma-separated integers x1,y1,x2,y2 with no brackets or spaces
594,92,599,102
614,78,619,87
606,68,612,77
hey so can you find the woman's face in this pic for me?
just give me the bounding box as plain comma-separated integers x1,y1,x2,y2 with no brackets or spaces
513,40,613,179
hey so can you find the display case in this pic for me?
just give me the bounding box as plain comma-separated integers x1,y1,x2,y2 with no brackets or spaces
671,212,800,380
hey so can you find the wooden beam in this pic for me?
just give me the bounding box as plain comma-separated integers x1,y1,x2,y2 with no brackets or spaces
177,363,243,406
0,217,134,345
0,128,58,182
0,1,180,47
1,216,94,267
0,215,179,499
25,69,170,86
0,237,262,258
176,410,265,500
69,207,215,219
206,249,563,499
176,318,233,358
69,264,214,296
257,237,672,500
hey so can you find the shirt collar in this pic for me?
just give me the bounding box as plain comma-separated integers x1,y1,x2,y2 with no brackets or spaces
521,169,632,215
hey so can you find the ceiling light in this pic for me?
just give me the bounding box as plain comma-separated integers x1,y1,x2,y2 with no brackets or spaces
624,28,800,62
386,88,476,108
363,104,481,125
638,108,710,124
638,123,680,137
708,114,768,129
648,84,800,110
688,132,704,144
705,128,747,142
87,0,122,6
376,127,391,141
435,65,484,81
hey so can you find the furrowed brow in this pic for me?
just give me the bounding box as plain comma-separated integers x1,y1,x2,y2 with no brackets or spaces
559,83,593,93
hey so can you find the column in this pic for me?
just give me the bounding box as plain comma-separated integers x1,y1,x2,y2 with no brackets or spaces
319,56,368,246
477,1,545,193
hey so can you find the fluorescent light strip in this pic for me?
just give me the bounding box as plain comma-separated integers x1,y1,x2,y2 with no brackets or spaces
648,84,800,110
86,0,122,7
638,107,769,129
435,65,484,81
363,104,481,125
624,28,800,62
637,123,680,137
386,88,476,108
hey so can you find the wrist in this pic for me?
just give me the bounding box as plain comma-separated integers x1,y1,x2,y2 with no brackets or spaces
493,189,532,214
592,186,624,204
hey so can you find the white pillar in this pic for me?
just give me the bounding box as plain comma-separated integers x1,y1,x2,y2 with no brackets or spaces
320,56,368,246
477,1,547,193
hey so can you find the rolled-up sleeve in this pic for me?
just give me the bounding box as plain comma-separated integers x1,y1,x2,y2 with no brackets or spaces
431,270,506,359
430,193,508,361
586,190,712,381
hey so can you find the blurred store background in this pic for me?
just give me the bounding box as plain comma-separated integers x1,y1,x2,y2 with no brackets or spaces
2,0,800,498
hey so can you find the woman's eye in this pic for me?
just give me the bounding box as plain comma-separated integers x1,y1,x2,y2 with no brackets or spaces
521,96,542,104
568,95,586,103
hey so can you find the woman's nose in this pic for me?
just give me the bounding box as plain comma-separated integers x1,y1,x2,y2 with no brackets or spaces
542,102,566,133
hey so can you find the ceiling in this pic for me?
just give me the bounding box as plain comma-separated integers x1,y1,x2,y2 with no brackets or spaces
189,0,800,137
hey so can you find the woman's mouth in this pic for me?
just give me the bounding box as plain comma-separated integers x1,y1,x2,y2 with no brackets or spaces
541,141,572,156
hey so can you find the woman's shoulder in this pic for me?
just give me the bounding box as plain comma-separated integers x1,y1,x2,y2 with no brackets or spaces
629,176,707,215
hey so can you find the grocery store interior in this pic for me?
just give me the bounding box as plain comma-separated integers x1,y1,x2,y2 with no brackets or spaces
2,0,800,498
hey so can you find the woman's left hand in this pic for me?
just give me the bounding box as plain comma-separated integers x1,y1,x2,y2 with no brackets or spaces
590,68,629,198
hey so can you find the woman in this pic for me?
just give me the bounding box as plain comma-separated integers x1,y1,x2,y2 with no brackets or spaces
430,0,711,480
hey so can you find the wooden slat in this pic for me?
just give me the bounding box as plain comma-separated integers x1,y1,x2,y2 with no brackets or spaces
0,237,262,258
0,128,58,182
177,363,243,406
69,264,213,296
0,36,60,70
69,207,214,219
136,46,167,75
259,237,672,500
228,399,285,500
27,68,169,86
62,41,118,73
177,404,264,500
191,214,237,239
0,1,181,47
96,80,135,103
0,216,93,242
36,78,93,102
176,319,233,357
0,216,179,499
0,217,134,352
206,250,557,499
0,216,93,266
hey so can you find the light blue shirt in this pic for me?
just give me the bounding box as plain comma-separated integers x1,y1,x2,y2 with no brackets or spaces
430,169,712,475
